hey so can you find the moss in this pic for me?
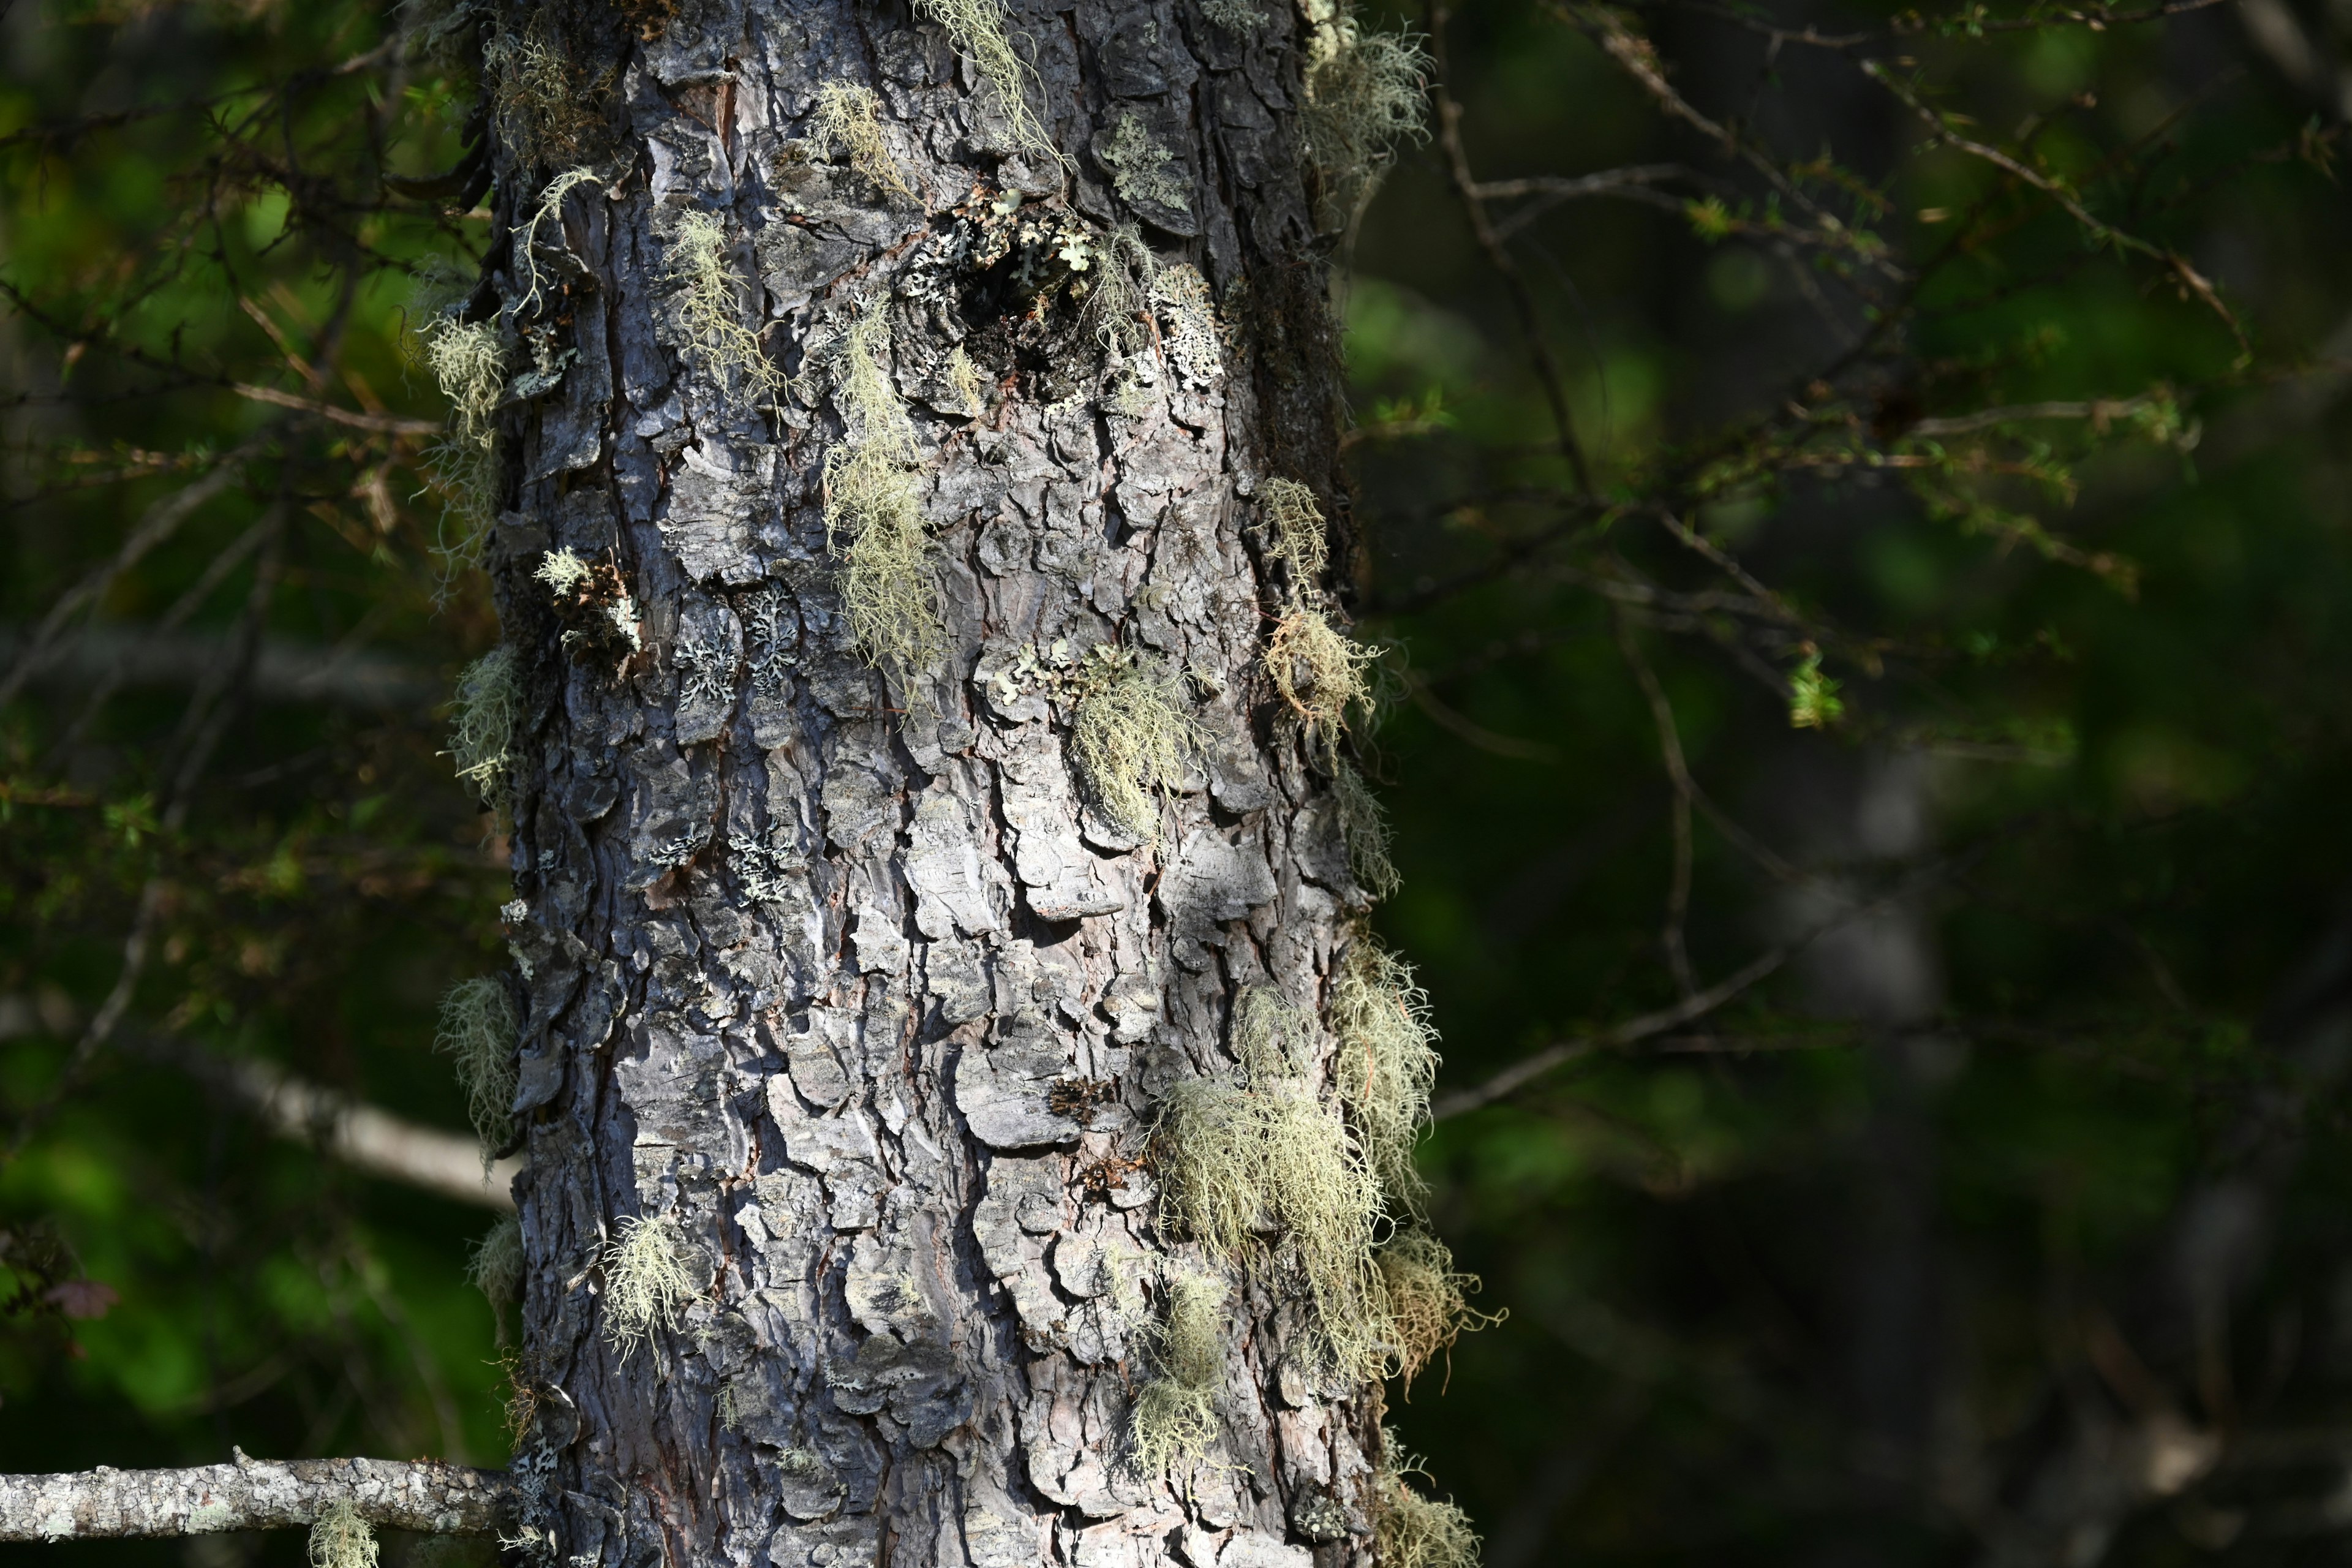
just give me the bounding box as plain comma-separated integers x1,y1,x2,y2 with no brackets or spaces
1330,937,1436,1211
307,1501,379,1568
1375,1230,1497,1393
1266,607,1378,764
1334,760,1400,899
662,209,783,402
1071,645,1196,840
436,976,517,1165
1259,477,1330,590
810,82,915,200
1374,1434,1482,1568
912,0,1061,169
1131,1265,1227,1473
602,1212,697,1357
1302,7,1430,232
446,646,522,816
824,303,942,682
1099,111,1192,217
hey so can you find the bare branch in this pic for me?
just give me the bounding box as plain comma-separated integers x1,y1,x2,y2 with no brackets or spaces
0,1453,514,1542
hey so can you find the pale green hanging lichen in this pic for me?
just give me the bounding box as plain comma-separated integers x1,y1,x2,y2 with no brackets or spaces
1301,1,1431,232
1265,606,1379,765
1153,987,1389,1378
1070,645,1196,841
1374,1229,1498,1393
912,0,1061,169
446,646,522,817
824,303,942,683
662,208,783,401
469,1213,526,1344
1329,936,1438,1213
1374,1431,1483,1568
1260,477,1330,589
307,1501,379,1568
436,976,518,1166
810,81,916,200
1333,758,1400,899
511,167,603,320
1129,1265,1227,1473
602,1212,698,1357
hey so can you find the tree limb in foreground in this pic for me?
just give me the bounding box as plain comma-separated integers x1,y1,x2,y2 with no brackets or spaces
0,1453,516,1541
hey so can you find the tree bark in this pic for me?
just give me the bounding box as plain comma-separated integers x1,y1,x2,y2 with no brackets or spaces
481,4,1383,1568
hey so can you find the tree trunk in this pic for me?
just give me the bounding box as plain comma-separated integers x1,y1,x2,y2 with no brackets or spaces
477,3,1399,1566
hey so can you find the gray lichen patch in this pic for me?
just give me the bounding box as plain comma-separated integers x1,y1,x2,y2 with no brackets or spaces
1094,110,1194,235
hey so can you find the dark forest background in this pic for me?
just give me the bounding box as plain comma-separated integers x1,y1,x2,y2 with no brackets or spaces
6,1,2352,1565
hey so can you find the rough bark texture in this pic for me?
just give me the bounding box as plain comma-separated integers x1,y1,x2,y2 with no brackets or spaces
0,1457,514,1540
481,3,1379,1567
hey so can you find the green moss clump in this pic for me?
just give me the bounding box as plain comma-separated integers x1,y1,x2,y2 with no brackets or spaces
307,1501,379,1568
810,82,914,200
446,646,522,817
663,209,783,401
436,976,518,1166
1330,937,1438,1212
911,0,1061,168
1374,1433,1482,1568
1131,1265,1227,1473
1071,646,1196,841
824,303,942,682
601,1212,697,1357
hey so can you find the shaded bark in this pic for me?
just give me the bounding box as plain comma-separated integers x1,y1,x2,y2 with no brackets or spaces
480,4,1382,1568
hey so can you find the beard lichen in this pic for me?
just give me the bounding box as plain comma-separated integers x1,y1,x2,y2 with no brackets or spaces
307,1501,379,1568
1330,937,1438,1212
435,975,518,1166
810,82,916,200
486,18,613,173
446,645,522,818
1334,758,1401,899
1259,477,1330,589
1301,2,1431,233
1153,987,1389,1378
469,1213,526,1344
1375,1229,1498,1394
824,303,942,684
911,0,1061,170
1130,1265,1227,1473
662,209,782,402
601,1212,698,1357
1374,1432,1482,1568
1266,606,1379,764
1071,645,1196,841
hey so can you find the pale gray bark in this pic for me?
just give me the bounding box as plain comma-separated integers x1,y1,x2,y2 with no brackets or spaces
0,1455,514,1541
480,3,1377,1568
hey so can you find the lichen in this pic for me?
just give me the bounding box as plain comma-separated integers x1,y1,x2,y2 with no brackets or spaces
1375,1229,1497,1393
1152,262,1223,390
421,319,505,450
469,1213,525,1343
1130,1265,1227,1473
912,0,1061,169
1373,1434,1482,1568
1199,0,1261,29
308,1501,378,1568
533,547,592,595
946,345,987,415
662,209,783,401
446,646,522,816
1099,111,1191,217
1154,990,1388,1377
602,1212,697,1357
1070,645,1196,841
1265,607,1379,764
1302,5,1431,232
1260,477,1330,589
486,20,612,172
511,167,602,321
810,82,915,200
1329,937,1437,1211
823,303,942,682
1334,759,1400,899
435,976,517,1166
